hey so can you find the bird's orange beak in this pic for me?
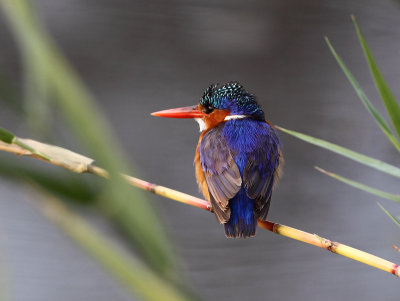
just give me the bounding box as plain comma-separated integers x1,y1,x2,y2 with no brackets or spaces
151,105,206,119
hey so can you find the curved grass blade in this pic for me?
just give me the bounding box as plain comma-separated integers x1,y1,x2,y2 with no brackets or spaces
325,37,400,152
0,156,99,204
23,45,51,138
0,72,22,112
277,126,400,178
0,0,179,280
377,202,400,227
32,188,192,301
315,166,400,203
352,16,400,141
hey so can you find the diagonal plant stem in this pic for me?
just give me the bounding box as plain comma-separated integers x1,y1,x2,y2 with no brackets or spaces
315,167,400,203
352,15,400,140
325,37,400,152
377,202,400,228
0,0,179,279
0,137,399,278
30,188,192,301
277,126,400,178
87,165,211,211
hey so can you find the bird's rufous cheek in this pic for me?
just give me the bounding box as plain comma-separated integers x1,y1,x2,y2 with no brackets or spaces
203,109,230,130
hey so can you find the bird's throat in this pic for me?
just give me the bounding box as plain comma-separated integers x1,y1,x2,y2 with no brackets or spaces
195,118,206,132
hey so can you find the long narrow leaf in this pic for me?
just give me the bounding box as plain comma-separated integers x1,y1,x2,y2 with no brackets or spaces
277,126,400,178
32,189,192,301
0,0,179,279
0,72,22,112
352,16,400,141
315,166,400,203
377,202,400,227
325,37,400,152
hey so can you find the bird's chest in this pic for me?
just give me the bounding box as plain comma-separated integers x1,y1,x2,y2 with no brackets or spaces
194,124,232,200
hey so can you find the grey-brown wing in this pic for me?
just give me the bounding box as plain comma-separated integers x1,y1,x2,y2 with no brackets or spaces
200,125,242,223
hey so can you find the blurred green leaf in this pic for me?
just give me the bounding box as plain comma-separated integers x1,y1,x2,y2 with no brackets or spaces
23,42,52,138
0,156,99,203
325,37,400,152
352,16,400,141
315,166,400,203
277,126,400,178
0,72,22,112
33,188,192,301
377,202,400,227
0,0,180,281
18,0,51,137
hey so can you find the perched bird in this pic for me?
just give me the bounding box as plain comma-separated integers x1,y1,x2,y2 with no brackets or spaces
152,82,282,238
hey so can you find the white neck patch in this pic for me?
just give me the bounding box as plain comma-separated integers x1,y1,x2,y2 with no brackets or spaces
195,118,206,132
224,115,249,121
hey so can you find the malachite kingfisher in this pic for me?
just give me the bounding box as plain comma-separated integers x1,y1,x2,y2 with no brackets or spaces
152,82,282,238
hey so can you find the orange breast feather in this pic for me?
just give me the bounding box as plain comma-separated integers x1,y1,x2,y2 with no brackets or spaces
194,132,210,201
193,109,229,202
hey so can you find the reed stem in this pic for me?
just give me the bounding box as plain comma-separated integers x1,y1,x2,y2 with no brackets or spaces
0,137,399,277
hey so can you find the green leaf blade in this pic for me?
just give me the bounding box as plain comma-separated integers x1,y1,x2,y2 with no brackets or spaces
352,16,400,141
315,166,400,203
325,37,400,152
377,202,400,227
0,0,181,282
277,126,400,178
33,189,192,301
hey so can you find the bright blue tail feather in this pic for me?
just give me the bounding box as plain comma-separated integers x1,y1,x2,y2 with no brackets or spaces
224,188,256,238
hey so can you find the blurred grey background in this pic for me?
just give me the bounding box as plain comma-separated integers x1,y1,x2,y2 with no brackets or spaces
1,0,400,300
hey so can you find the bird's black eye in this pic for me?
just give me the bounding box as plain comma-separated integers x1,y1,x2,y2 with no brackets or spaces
203,105,214,114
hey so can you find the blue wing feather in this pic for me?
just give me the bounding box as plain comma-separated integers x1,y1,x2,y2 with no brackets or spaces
200,118,281,237
222,119,281,236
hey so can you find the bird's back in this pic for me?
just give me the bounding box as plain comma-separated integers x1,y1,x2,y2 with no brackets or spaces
195,118,281,238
